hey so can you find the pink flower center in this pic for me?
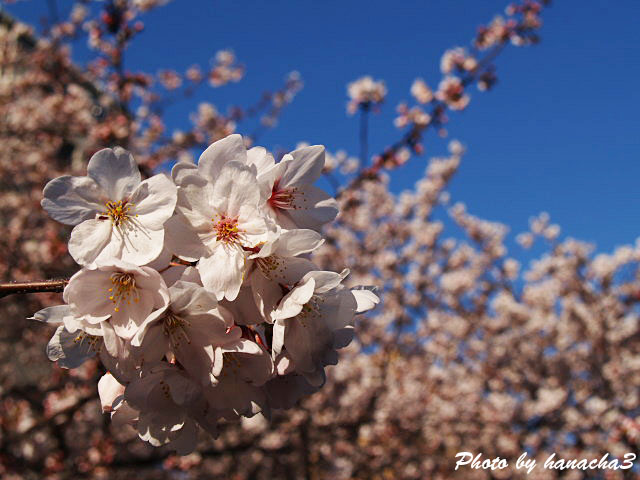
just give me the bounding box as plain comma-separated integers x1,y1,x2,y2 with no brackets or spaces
268,179,297,210
213,215,241,243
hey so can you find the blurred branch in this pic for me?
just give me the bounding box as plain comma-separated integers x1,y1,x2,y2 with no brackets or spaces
359,104,369,165
339,0,548,199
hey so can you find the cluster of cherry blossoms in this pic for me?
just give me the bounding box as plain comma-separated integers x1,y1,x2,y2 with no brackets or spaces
346,76,387,114
31,134,378,453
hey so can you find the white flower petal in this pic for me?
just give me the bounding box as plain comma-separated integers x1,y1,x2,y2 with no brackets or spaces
221,286,264,325
279,145,325,186
272,276,316,321
68,219,114,266
46,326,98,368
111,402,139,429
145,245,173,271
333,326,355,349
308,269,348,294
246,146,274,172
98,373,126,413
212,161,260,216
271,320,285,357
169,418,198,455
198,246,246,301
87,148,141,200
351,288,380,313
164,214,207,261
171,160,197,186
65,268,115,318
250,271,283,323
101,226,165,266
131,174,177,230
131,307,167,347
285,184,338,230
198,134,247,180
273,229,324,257
175,179,216,230
29,305,71,324
41,175,105,225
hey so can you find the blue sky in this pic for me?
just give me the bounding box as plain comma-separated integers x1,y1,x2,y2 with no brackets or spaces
6,0,640,255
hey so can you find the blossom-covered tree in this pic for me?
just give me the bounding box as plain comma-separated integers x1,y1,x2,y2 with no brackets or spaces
3,1,640,479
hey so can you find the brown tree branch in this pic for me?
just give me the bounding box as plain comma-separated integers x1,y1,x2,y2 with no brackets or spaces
0,279,68,298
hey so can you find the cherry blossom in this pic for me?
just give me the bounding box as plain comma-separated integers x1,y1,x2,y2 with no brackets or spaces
347,75,387,114
271,269,377,387
262,145,339,231
42,147,177,266
168,160,274,301
132,280,236,385
62,259,169,340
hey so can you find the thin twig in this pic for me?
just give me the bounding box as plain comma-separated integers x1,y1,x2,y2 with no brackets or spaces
0,279,68,298
360,104,369,165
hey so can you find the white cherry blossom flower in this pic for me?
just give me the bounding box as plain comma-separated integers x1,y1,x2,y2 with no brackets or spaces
167,160,274,301
63,259,169,340
132,281,236,385
205,337,273,418
173,136,337,232
260,145,338,232
42,147,177,266
271,270,378,387
29,134,380,453
32,305,138,382
248,229,322,322
124,364,211,454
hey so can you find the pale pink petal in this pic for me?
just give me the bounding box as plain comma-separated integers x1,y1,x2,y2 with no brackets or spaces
272,276,316,321
198,134,247,180
212,162,260,216
98,373,126,413
198,245,247,301
279,145,325,186
284,184,338,230
164,214,207,261
41,175,105,225
87,148,141,200
68,219,114,266
131,174,177,230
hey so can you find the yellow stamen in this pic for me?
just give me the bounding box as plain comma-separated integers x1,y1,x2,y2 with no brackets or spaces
103,200,134,227
108,272,140,312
